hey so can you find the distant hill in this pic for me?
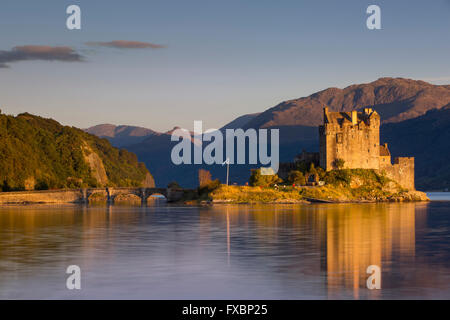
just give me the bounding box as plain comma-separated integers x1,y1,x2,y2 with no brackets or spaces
0,113,154,191
244,78,450,128
382,104,450,190
85,124,158,147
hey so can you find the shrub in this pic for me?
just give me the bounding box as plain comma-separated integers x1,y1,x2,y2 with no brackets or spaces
35,179,49,190
198,179,221,195
288,170,306,186
315,166,326,180
333,158,345,170
375,172,389,186
295,161,309,173
324,169,352,186
249,169,282,187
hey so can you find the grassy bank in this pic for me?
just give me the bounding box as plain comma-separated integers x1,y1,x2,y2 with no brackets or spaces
208,169,429,203
209,185,308,204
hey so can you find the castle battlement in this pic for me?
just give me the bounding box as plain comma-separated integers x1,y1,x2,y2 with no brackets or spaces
394,157,414,164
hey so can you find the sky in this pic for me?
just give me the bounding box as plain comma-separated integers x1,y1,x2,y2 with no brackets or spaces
0,0,449,132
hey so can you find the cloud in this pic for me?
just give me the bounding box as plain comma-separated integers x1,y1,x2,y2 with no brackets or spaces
85,40,165,49
422,76,450,83
0,45,84,68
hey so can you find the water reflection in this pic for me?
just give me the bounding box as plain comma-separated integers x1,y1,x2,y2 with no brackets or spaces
324,203,417,299
0,202,449,299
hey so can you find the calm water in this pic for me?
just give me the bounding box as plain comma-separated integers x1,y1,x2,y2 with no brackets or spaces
0,193,450,299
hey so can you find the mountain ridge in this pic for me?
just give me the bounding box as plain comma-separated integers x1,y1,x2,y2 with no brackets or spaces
85,123,159,147
244,77,450,128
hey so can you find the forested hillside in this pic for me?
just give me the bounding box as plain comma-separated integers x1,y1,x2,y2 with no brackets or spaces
0,112,154,191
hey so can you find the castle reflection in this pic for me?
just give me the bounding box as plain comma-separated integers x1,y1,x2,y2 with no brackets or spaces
324,203,418,298
219,202,427,299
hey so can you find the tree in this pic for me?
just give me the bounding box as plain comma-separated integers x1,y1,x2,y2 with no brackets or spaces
249,169,282,187
288,170,306,186
308,162,317,174
295,161,307,173
198,179,221,195
168,181,181,189
315,166,326,180
198,169,212,188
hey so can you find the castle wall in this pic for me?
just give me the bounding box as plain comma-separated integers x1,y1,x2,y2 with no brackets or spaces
295,151,320,165
379,155,391,168
319,125,327,169
320,118,380,171
379,157,415,191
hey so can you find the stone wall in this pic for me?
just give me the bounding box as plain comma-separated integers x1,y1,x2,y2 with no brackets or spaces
0,189,83,204
379,157,415,191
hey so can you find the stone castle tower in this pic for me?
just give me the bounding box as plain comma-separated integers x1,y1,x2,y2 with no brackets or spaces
319,107,415,190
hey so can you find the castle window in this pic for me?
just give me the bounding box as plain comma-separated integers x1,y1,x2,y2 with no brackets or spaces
336,133,343,144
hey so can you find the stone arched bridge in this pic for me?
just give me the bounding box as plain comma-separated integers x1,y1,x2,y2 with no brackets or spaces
81,187,187,204
0,187,195,205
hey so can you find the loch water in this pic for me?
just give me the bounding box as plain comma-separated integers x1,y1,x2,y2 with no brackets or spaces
0,193,449,299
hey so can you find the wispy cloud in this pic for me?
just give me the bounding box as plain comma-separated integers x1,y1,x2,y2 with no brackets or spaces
422,76,450,83
0,45,84,68
85,40,165,49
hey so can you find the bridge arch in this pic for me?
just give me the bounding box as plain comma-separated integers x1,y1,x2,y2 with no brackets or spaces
81,187,186,204
113,193,142,205
85,189,109,204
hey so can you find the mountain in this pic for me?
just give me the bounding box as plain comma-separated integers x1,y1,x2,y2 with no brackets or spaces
220,113,261,130
244,78,450,129
381,104,450,190
0,112,154,191
88,77,450,190
85,124,158,147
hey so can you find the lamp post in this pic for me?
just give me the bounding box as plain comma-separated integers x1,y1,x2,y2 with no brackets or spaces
222,158,230,185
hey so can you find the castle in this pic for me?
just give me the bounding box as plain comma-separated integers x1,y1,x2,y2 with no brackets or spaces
319,107,414,190
279,107,415,190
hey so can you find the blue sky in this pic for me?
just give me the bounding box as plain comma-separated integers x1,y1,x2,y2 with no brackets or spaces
0,0,449,131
